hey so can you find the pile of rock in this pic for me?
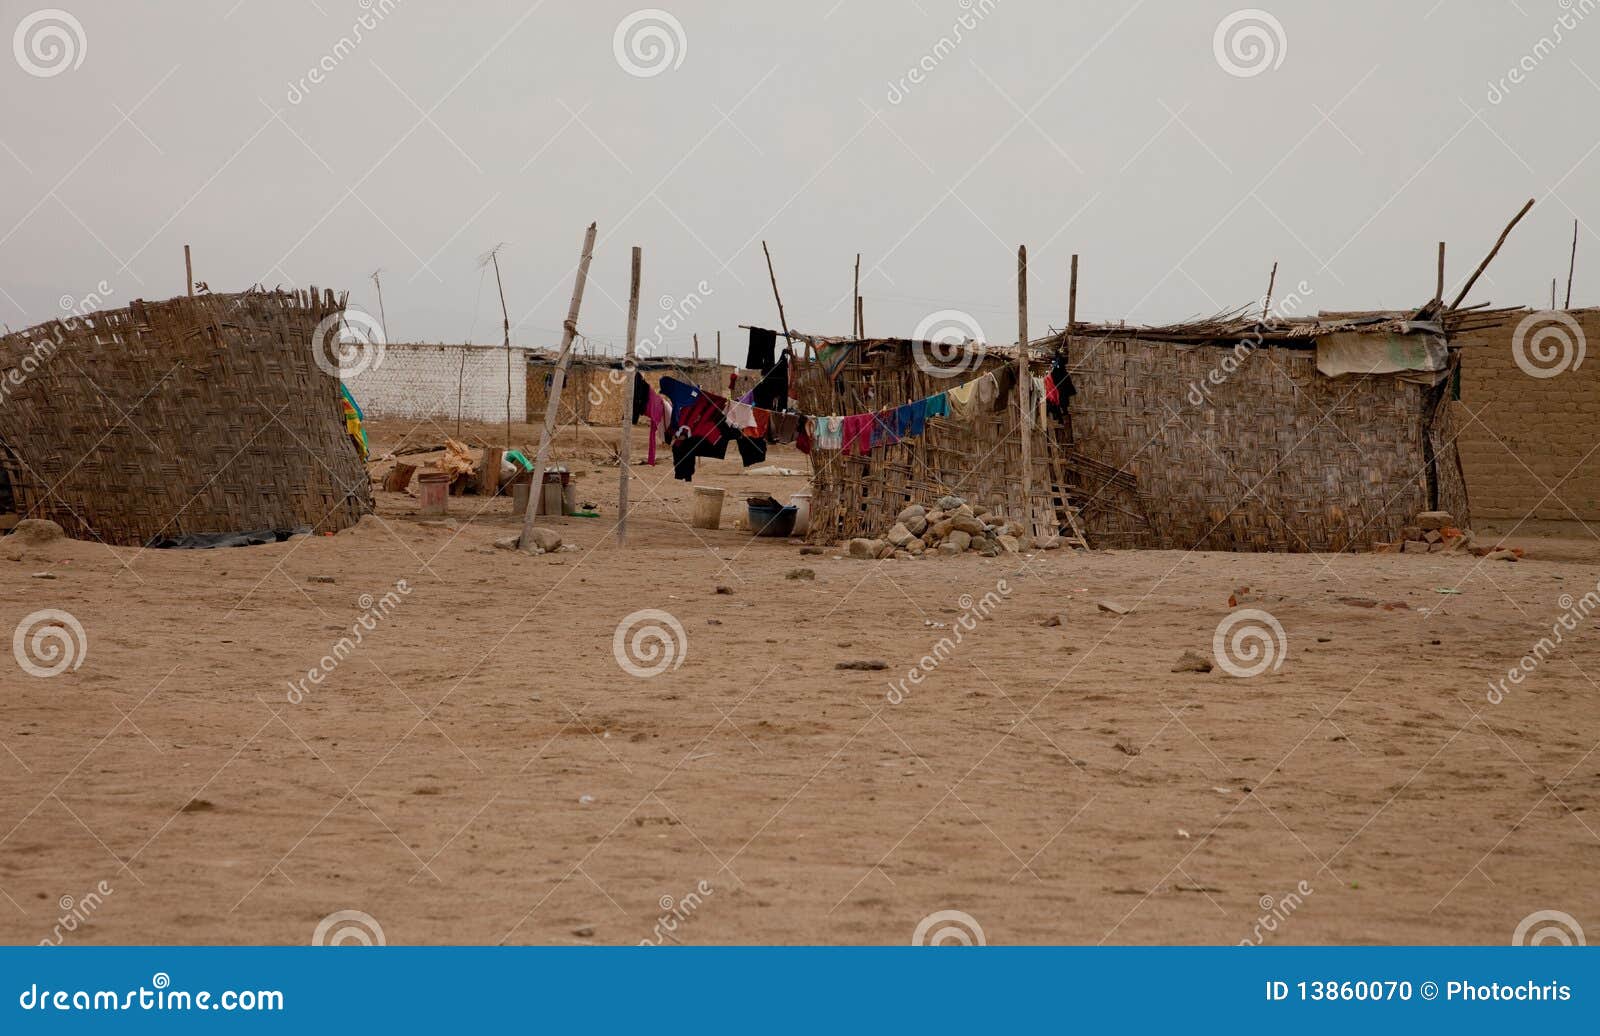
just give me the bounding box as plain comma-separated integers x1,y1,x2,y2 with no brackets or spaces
1373,510,1520,560
844,495,1061,560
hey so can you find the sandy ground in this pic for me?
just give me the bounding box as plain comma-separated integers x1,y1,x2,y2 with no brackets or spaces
2,416,1598,947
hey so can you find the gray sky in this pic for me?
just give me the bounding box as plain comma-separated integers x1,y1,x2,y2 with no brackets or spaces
1,0,1596,357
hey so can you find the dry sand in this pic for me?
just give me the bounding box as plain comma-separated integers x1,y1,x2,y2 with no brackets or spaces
2,417,1598,946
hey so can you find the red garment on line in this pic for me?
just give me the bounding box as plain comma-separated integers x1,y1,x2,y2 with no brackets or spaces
841,413,873,456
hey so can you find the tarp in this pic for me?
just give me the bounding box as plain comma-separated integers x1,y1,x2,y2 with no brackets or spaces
1316,328,1448,378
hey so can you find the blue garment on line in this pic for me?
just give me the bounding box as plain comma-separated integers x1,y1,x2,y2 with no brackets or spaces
895,401,927,439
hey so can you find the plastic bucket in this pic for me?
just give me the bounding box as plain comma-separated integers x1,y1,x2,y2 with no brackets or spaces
418,472,450,516
748,500,797,538
790,489,812,536
691,486,725,530
509,473,535,516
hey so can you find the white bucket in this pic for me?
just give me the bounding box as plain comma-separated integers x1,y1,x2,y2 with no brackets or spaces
790,488,813,536
691,486,725,530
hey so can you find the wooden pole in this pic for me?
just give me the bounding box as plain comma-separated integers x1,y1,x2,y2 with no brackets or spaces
693,332,700,363
371,268,389,342
1017,245,1033,534
1262,260,1278,322
853,253,861,337
1566,218,1578,309
520,222,597,551
1067,253,1079,336
184,245,193,297
490,251,513,447
716,329,721,367
618,245,641,547
761,240,793,349
1552,278,1558,310
856,296,864,339
1435,242,1445,305
1450,198,1535,310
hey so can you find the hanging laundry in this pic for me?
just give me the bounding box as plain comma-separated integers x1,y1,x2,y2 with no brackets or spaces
925,392,949,420
870,409,899,448
752,352,788,411
765,410,798,444
630,370,651,424
1045,354,1076,419
746,327,777,371
1032,375,1049,426
750,408,770,439
813,415,843,450
727,401,757,433
796,418,813,455
644,391,671,466
895,400,926,439
842,413,873,456
946,377,982,420
735,432,767,467
988,366,1016,411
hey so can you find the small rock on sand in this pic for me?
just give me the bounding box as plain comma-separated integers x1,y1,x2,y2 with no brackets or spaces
10,519,65,545
1172,650,1213,673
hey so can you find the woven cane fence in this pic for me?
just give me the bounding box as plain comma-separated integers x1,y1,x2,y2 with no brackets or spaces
0,288,373,545
1063,334,1467,551
794,341,1062,544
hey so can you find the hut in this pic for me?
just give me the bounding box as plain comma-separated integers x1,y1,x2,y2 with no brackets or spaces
792,304,1470,552
525,353,751,425
0,289,373,546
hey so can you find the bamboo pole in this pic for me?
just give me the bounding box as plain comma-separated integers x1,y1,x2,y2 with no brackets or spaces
1449,198,1535,310
1262,260,1278,322
1566,219,1578,308
1067,253,1079,338
184,245,193,297
1435,242,1445,305
1017,245,1033,533
520,222,597,552
761,240,793,350
618,245,641,547
853,253,861,337
693,332,699,363
716,329,721,367
490,250,513,447
856,296,864,339
371,268,389,342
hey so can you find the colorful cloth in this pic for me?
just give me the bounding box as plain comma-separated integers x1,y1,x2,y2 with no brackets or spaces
895,400,927,439
813,415,843,450
842,413,873,456
339,383,368,459
727,401,757,433
925,392,949,420
870,409,899,448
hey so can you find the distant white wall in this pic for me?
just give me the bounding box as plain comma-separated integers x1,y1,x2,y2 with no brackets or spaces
342,343,526,424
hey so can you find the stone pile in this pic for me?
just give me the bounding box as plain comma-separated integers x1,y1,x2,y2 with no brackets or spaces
1373,510,1521,560
843,495,1061,560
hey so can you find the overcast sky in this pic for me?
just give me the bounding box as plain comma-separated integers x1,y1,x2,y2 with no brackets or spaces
1,1,1596,356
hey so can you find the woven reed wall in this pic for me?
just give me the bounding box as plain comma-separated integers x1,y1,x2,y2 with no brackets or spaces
794,342,1060,543
0,289,374,545
1065,335,1460,551
526,362,750,425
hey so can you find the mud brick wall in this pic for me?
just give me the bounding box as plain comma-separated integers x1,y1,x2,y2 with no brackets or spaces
1452,309,1600,520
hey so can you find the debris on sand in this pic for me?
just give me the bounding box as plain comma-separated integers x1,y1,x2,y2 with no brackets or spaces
10,519,65,545
835,659,889,671
1172,650,1213,673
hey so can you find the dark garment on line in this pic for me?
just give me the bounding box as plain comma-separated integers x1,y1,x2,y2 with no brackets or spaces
991,365,1017,411
735,433,767,466
795,418,813,455
671,428,731,482
1045,354,1076,420
765,410,798,444
630,371,650,424
752,352,788,411
746,327,777,372
895,400,927,439
870,409,899,448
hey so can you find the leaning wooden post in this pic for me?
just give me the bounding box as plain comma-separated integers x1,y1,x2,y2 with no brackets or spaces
693,332,700,363
1261,260,1278,322
1566,219,1578,308
1435,242,1445,306
715,329,721,367
761,240,793,350
1067,253,1079,339
853,253,861,337
1016,245,1033,533
520,222,597,552
618,245,641,547
184,245,194,297
1450,198,1535,310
